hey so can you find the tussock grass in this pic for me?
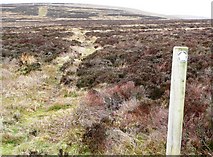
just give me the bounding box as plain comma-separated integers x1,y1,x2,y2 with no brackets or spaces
1,56,84,155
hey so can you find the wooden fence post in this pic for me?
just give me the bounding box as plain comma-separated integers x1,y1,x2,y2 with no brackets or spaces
166,46,188,155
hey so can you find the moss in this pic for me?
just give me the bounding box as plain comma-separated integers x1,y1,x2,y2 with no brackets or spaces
47,103,71,111
22,109,47,119
64,91,78,98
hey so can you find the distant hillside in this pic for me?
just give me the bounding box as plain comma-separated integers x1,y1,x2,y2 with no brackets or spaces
2,3,166,21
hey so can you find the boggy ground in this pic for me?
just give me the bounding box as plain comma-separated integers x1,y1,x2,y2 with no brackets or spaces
1,4,213,155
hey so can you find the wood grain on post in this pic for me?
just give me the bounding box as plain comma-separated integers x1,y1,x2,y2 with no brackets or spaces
166,46,188,155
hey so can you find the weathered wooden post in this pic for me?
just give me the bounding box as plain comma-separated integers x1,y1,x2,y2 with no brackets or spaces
166,46,188,155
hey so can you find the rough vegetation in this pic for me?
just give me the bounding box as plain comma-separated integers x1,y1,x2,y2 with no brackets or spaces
1,3,212,155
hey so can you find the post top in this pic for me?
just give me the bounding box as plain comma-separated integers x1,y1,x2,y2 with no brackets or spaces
173,46,189,51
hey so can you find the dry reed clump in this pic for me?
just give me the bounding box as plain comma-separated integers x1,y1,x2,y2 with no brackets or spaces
18,52,41,75
20,52,38,65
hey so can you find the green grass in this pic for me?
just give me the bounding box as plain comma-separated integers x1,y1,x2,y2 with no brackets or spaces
2,131,27,155
64,91,78,98
14,137,56,154
2,143,16,155
46,103,71,111
1,40,90,155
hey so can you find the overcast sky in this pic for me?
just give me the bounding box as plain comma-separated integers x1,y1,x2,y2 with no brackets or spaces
1,0,212,18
